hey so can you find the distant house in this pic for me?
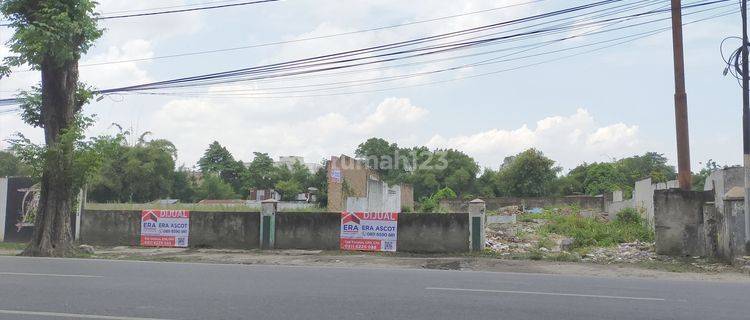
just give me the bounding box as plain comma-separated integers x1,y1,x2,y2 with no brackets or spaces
248,188,281,202
275,156,323,173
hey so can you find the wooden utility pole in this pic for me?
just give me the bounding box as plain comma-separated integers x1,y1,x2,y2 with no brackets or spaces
670,0,692,190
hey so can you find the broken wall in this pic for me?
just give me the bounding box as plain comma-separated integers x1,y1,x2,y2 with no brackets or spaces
653,189,713,256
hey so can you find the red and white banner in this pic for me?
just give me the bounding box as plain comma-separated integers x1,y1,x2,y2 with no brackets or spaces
140,210,190,247
340,212,397,252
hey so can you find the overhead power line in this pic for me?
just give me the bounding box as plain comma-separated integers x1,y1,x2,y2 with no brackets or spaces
102,0,259,15
7,0,548,71
0,0,279,27
96,0,630,93
97,0,279,20
98,0,728,94
0,0,733,106
128,5,737,98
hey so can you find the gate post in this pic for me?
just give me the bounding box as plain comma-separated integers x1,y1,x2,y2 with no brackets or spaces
0,178,7,242
260,199,277,249
468,199,486,252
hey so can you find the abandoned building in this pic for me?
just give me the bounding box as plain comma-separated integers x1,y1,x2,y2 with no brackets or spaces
326,155,414,213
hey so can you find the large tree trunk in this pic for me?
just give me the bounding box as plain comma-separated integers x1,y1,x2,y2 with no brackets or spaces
22,57,79,257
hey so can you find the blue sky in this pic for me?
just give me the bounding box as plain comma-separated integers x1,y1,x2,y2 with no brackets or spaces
0,0,745,172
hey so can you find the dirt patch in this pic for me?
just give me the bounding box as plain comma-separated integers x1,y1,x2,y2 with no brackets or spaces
422,260,463,270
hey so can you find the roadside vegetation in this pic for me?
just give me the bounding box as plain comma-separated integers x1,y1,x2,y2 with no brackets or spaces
519,207,653,252
520,207,653,252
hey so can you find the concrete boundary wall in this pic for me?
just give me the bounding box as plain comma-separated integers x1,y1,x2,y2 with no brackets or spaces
274,212,340,250
81,210,470,253
398,213,469,253
81,210,260,249
607,178,679,229
441,196,605,213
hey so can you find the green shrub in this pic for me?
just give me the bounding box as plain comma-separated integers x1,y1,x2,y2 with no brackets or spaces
417,187,456,213
537,235,554,250
540,210,653,250
616,207,642,224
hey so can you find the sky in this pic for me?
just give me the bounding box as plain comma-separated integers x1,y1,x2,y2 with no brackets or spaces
0,0,746,173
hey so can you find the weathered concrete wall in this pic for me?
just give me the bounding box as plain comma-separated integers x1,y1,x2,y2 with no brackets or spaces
699,167,748,261
327,155,369,212
275,212,340,250
275,212,469,253
398,213,469,253
401,184,414,211
721,200,748,260
606,199,633,216
327,155,414,213
704,167,744,218
81,210,470,253
653,189,713,256
81,210,260,249
189,212,260,249
608,178,679,228
80,210,141,246
441,196,605,213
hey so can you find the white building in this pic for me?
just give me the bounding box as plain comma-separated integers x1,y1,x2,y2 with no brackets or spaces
275,156,322,173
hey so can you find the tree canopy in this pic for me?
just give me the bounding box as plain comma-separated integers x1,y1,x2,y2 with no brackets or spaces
198,141,245,194
0,150,30,177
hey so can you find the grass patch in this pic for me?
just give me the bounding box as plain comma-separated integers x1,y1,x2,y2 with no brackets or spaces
0,242,26,251
635,261,701,273
86,203,326,212
520,208,654,251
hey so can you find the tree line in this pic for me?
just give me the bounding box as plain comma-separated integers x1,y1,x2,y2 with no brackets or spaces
0,134,724,207
354,138,720,206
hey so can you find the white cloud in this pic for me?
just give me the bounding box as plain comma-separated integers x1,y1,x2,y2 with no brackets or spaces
80,39,154,88
361,97,429,131
148,96,428,166
426,108,641,169
586,123,639,147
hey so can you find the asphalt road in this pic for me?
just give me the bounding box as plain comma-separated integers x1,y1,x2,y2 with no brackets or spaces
0,256,748,320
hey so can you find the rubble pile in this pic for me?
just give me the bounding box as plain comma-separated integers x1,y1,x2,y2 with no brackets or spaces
483,209,743,274
494,205,523,216
736,257,750,274
485,219,543,254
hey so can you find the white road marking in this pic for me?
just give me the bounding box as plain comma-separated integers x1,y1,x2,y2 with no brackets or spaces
425,287,668,301
0,309,171,320
0,272,103,278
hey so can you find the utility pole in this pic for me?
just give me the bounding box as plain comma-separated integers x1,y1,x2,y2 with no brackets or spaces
670,0,692,190
741,0,750,252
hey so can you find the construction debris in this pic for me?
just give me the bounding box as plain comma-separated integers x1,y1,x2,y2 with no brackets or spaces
581,241,655,263
484,212,738,274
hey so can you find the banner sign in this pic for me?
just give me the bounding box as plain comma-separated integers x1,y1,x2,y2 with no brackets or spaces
331,169,342,183
340,212,397,252
140,210,190,247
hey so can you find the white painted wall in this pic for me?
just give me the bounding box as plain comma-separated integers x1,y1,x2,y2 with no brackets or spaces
346,180,402,212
